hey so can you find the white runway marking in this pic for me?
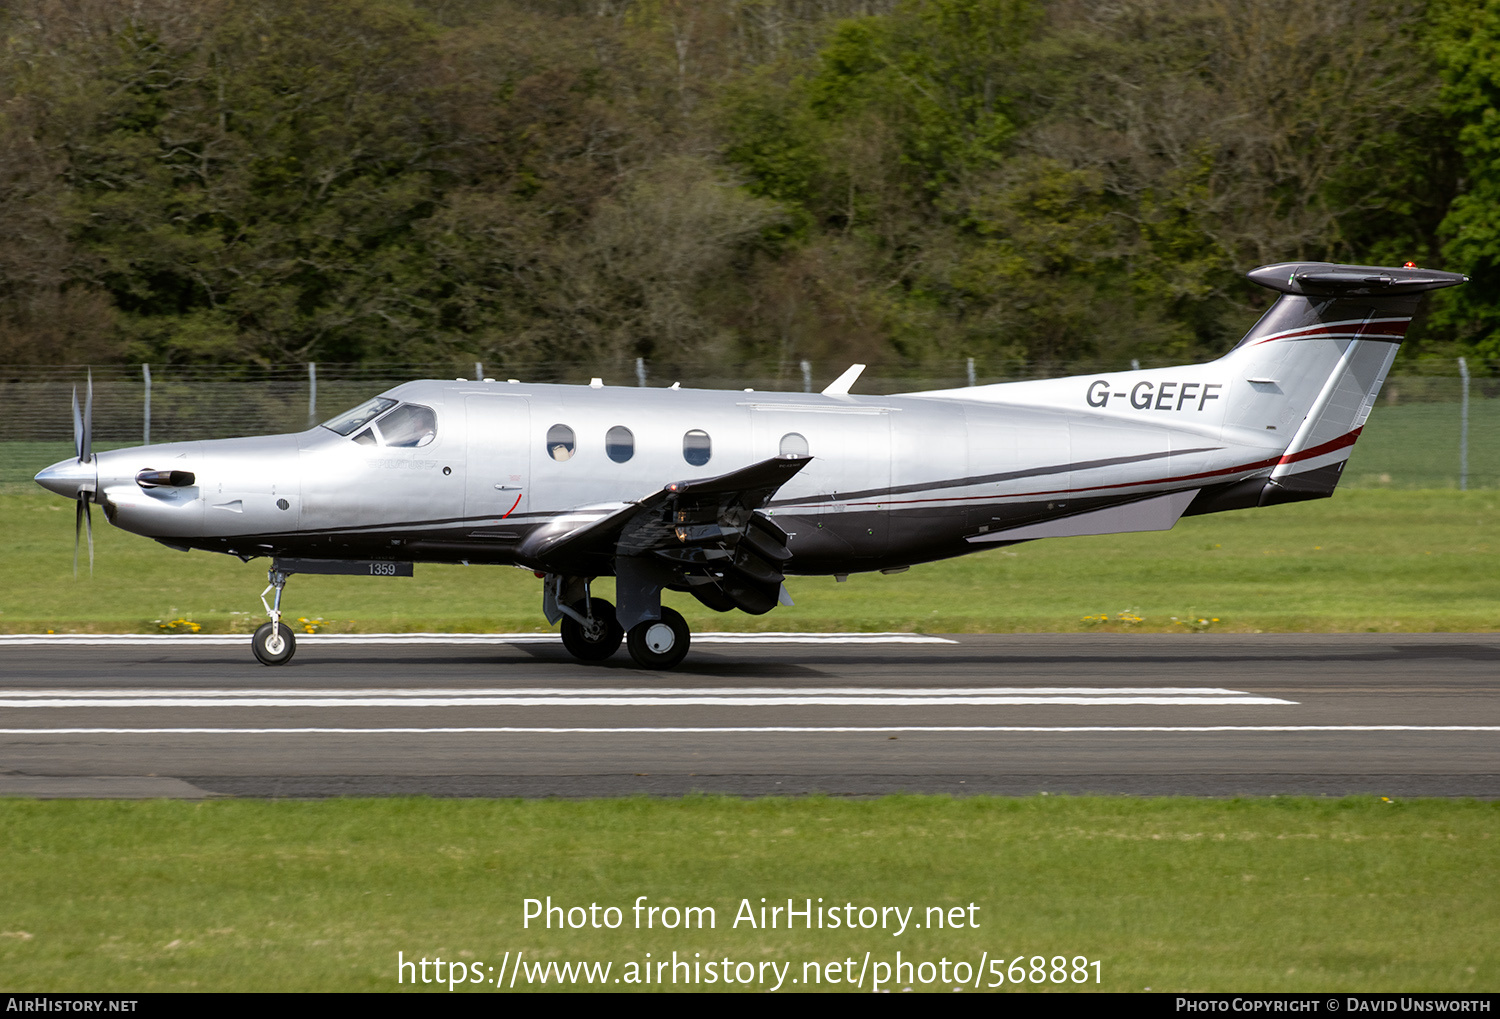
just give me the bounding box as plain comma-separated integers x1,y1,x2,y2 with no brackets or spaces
0,632,957,646
0,686,1295,707
0,726,1494,735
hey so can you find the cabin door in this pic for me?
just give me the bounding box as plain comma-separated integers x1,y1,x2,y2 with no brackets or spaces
464,396,531,525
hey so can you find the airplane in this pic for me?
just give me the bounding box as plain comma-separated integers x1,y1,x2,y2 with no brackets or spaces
34,260,1466,669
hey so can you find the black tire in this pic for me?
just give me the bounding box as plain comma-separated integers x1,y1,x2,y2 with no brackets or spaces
560,598,624,662
626,607,690,670
252,621,296,666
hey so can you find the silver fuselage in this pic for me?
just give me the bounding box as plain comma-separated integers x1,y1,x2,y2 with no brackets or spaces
65,366,1282,575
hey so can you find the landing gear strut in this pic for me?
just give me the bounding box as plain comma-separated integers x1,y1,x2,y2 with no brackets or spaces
253,567,296,666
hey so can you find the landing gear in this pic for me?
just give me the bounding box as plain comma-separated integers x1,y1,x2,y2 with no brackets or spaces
254,567,296,666
252,621,296,666
543,573,692,669
560,598,624,662
626,607,690,670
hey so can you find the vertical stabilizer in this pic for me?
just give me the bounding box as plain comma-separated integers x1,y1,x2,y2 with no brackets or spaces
1222,262,1465,506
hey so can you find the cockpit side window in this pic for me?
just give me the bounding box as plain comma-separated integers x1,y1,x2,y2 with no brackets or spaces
352,428,377,446
323,397,398,436
374,403,438,448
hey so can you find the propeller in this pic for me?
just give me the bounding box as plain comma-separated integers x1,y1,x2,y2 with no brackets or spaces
70,372,95,577
72,374,92,464
75,490,93,577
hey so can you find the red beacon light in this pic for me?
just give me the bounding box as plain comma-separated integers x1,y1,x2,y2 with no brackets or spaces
1403,261,1417,268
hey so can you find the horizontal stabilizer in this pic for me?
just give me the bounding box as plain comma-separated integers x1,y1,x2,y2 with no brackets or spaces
1248,262,1466,298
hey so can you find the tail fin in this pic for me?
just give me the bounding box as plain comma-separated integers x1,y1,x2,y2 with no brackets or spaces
1218,261,1465,506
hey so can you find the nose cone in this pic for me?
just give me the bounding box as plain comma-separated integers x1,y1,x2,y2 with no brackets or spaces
35,457,97,499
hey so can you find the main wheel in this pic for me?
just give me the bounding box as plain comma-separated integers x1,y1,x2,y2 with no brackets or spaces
626,607,690,670
252,621,296,666
560,598,624,662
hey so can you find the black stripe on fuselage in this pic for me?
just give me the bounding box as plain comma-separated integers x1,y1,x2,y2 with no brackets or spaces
765,446,1218,508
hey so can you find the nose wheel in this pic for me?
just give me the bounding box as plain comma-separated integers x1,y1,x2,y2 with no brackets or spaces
252,621,296,666
253,567,297,666
626,607,690,670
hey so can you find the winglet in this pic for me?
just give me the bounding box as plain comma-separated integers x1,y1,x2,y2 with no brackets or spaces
821,363,866,396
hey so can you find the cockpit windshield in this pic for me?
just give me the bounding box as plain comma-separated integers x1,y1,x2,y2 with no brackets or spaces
322,397,398,436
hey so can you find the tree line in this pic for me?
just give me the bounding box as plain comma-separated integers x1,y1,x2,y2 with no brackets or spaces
0,0,1495,374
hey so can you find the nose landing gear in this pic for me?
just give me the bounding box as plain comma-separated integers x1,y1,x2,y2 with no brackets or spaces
253,567,296,666
245,558,413,666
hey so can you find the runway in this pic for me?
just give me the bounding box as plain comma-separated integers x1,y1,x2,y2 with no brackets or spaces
0,632,1496,798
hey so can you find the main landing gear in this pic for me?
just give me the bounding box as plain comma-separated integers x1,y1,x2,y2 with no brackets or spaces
560,597,624,661
545,575,691,669
625,606,690,670
254,566,296,666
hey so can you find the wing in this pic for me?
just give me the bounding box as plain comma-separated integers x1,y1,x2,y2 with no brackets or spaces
517,455,811,614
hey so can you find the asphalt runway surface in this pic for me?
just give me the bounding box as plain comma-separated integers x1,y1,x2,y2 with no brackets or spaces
0,632,1496,798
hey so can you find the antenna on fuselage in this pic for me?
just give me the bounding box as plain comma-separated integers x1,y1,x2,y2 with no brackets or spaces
821,363,866,397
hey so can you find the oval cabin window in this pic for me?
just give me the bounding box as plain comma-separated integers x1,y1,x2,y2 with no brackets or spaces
546,424,576,462
779,432,809,457
606,425,634,463
682,429,711,466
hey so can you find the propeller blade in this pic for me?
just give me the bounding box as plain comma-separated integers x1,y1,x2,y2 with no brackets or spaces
73,496,82,577
84,497,94,575
71,385,83,462
82,371,93,464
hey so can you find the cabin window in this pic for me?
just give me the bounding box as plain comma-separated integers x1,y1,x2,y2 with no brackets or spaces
606,425,634,463
374,403,437,448
547,424,576,461
323,397,397,436
779,432,809,457
683,429,711,466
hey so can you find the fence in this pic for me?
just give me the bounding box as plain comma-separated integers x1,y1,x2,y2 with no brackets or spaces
2,358,1497,490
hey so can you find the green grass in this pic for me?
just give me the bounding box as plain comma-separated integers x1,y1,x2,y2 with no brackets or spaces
0,797,1492,992
1,488,1495,633
1346,399,1500,490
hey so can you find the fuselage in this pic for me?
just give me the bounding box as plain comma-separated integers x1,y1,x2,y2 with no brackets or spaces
44,366,1284,575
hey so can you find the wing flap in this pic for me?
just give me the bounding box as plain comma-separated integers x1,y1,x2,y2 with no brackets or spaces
520,456,812,589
